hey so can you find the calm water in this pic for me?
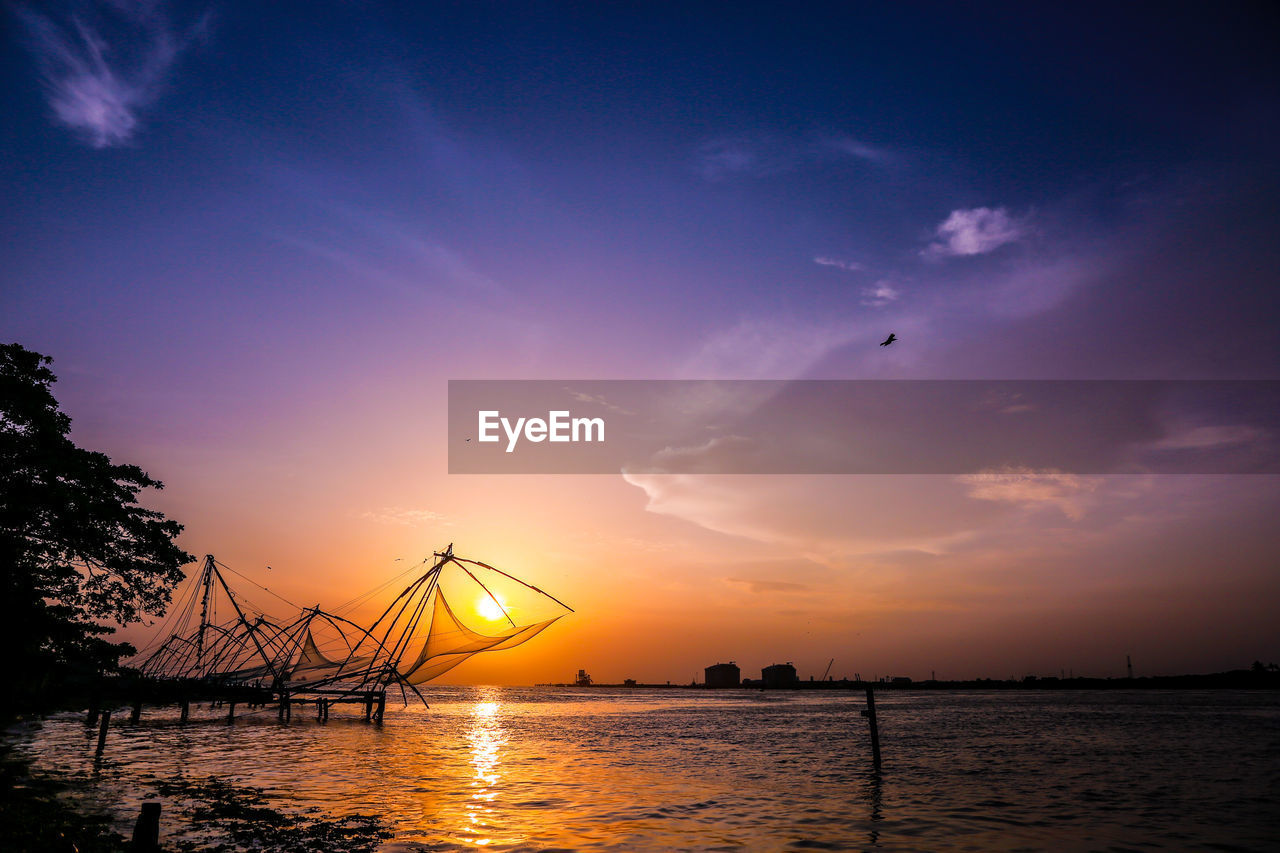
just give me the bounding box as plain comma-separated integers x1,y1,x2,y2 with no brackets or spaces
9,688,1280,851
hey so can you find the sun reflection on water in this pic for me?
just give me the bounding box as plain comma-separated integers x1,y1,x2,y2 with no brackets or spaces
464,695,507,846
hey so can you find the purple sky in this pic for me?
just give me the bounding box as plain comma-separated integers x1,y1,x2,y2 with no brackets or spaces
3,2,1278,682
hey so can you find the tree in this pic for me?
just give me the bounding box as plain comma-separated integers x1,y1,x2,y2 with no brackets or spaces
1,343,193,712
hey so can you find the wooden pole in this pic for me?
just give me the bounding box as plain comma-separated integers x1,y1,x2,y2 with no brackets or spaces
375,691,386,723
226,701,236,723
95,710,111,756
131,801,161,852
132,800,162,851
130,699,142,724
179,699,189,723
860,687,882,769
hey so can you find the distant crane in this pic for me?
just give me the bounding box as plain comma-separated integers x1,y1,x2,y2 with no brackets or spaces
822,658,834,682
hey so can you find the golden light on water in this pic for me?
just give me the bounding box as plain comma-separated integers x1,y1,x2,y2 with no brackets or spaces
465,696,506,847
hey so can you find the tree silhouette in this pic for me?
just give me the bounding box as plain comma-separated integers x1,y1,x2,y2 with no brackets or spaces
1,343,193,713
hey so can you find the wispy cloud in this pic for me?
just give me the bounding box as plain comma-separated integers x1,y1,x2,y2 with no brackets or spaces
924,207,1027,259
696,136,795,179
861,279,900,307
726,577,809,593
813,256,864,272
361,507,451,527
679,316,868,379
958,468,1099,520
15,1,207,148
822,135,892,164
1151,425,1262,451
564,388,635,415
696,133,892,180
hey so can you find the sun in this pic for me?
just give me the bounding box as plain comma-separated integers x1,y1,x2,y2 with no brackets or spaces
476,595,507,621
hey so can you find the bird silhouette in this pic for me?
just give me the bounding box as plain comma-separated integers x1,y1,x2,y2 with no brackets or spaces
879,333,897,346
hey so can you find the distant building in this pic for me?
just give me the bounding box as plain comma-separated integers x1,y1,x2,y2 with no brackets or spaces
891,676,912,685
705,662,741,688
762,662,798,688
623,678,637,687
576,668,592,686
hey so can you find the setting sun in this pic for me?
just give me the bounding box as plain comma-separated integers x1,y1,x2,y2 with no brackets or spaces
476,595,508,622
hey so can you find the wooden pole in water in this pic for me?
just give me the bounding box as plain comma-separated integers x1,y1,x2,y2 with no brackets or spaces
131,801,161,852
861,687,882,770
227,701,236,723
375,690,386,723
130,699,142,724
179,699,189,723
95,710,111,756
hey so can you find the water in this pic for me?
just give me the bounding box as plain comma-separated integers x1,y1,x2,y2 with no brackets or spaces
9,688,1280,851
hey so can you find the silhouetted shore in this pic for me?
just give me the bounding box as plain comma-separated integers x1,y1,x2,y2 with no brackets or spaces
545,667,1280,691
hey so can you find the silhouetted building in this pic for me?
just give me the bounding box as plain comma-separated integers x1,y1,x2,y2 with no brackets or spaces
576,668,592,686
704,662,741,688
623,678,637,687
762,662,798,688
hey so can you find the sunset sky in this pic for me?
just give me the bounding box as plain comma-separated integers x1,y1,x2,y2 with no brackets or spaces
3,2,1278,684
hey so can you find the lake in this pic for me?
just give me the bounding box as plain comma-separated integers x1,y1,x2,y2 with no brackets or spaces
9,687,1279,850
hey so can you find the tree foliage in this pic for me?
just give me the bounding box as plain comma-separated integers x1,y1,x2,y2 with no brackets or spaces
1,343,193,710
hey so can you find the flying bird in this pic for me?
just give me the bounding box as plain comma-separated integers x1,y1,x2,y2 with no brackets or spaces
879,333,897,346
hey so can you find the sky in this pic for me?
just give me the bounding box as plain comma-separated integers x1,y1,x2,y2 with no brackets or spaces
3,1,1279,684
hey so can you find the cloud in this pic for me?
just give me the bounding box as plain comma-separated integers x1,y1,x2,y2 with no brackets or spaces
813,256,864,272
564,388,635,416
644,435,758,474
273,201,508,301
361,507,451,527
726,577,810,593
1151,425,1262,451
679,316,876,379
822,135,892,164
957,468,1099,520
861,279,900,307
695,137,795,179
924,207,1027,259
696,133,891,180
621,473,991,564
16,1,206,148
